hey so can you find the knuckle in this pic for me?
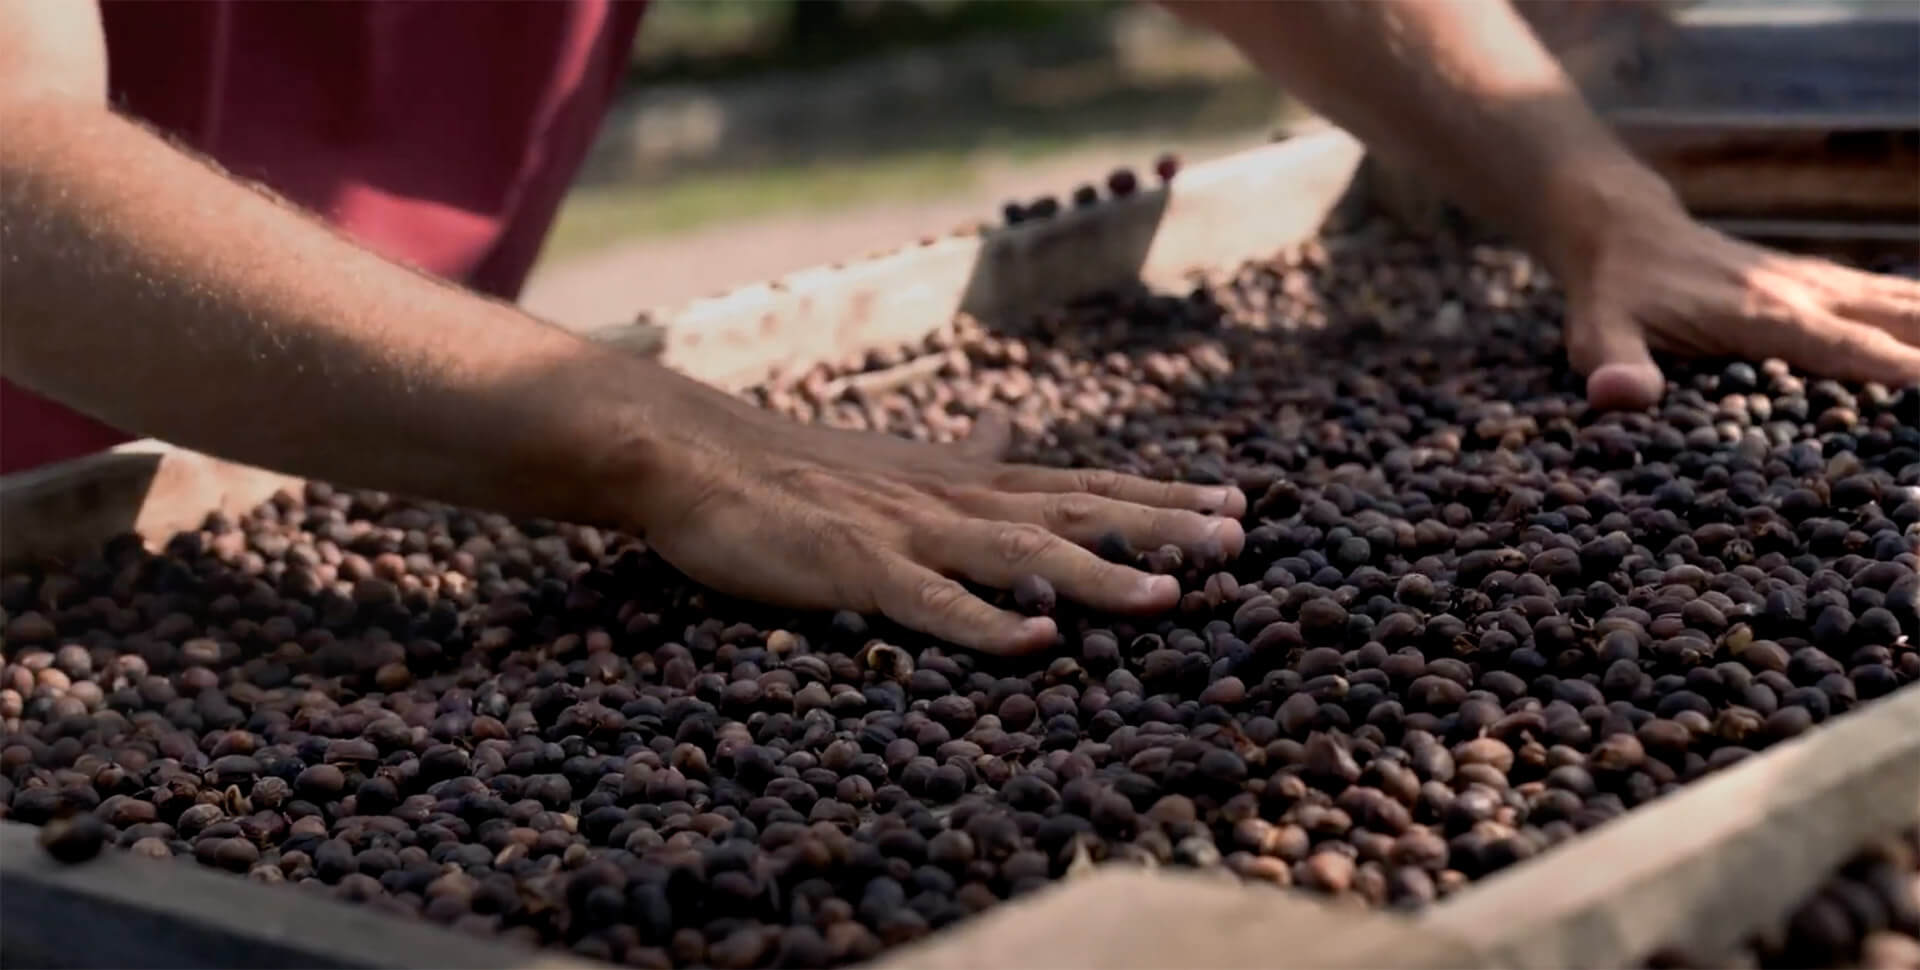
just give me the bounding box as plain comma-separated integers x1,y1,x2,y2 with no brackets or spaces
996,524,1056,566
912,576,971,616
1072,469,1124,497
1048,493,1104,528
916,477,968,504
819,517,886,559
781,463,835,490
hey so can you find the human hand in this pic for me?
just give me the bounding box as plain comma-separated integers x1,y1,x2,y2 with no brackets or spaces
631,409,1246,654
1557,200,1920,411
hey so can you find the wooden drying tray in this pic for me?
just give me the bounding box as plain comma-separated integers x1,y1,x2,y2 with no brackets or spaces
4,124,1919,969
5,687,1915,969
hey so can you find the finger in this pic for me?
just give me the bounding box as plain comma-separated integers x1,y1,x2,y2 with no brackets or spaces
956,410,1013,461
1822,264,1920,345
988,465,1248,517
1756,308,1920,388
871,559,1057,655
1567,301,1665,412
923,520,1182,615
955,490,1245,564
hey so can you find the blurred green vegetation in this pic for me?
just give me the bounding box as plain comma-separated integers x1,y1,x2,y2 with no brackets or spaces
629,0,1122,83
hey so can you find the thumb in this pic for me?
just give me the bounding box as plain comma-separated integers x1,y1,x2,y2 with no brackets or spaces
957,410,1014,461
1567,298,1665,412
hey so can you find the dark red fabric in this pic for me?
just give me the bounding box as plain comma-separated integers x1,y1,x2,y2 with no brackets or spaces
0,0,647,473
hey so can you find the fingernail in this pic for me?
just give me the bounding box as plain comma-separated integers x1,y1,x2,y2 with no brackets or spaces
1138,575,1180,602
1215,487,1248,516
1210,518,1246,555
1015,617,1059,649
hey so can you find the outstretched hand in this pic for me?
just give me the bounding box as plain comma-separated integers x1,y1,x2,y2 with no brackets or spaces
1562,205,1920,411
636,411,1245,655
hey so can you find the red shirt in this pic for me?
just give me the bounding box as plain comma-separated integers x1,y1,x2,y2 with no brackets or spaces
0,0,648,473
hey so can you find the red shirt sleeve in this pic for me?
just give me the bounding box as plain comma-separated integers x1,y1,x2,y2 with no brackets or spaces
1,0,646,474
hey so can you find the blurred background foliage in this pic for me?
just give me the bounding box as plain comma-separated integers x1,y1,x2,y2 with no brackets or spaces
541,0,1296,259
628,0,1125,84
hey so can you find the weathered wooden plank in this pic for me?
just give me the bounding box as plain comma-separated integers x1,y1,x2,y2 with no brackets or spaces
866,867,1478,970
1418,683,1920,970
0,440,302,571
0,821,604,970
1618,122,1918,223
584,127,1366,392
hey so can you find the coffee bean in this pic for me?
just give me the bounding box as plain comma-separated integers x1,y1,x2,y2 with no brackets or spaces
38,812,107,864
8,222,1912,968
1012,575,1056,616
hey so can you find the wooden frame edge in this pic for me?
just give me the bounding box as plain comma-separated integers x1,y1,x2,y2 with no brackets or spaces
584,127,1366,392
0,820,605,970
862,867,1480,970
1418,683,1920,969
0,441,302,572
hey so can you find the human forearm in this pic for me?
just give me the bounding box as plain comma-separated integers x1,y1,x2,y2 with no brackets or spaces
0,94,724,526
1167,0,1919,409
1164,0,1676,280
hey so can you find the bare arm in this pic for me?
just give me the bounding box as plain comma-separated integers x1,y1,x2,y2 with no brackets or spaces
1168,0,1920,408
1163,0,1657,277
0,4,726,526
0,2,1243,653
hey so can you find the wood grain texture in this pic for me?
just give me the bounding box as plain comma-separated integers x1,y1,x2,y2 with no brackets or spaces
1618,121,1919,223
584,127,1366,392
1418,683,1920,970
866,868,1479,970
0,440,301,571
0,821,603,970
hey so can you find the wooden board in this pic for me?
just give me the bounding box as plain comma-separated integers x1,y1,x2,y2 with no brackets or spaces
1615,118,1919,224
0,440,301,571
872,684,1920,970
585,126,1366,392
867,868,1480,970
0,821,603,970
1418,682,1920,970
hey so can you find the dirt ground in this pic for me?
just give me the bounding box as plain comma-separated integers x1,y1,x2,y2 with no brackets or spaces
518,133,1259,331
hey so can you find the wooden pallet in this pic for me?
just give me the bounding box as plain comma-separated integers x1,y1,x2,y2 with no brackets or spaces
4,125,1918,969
